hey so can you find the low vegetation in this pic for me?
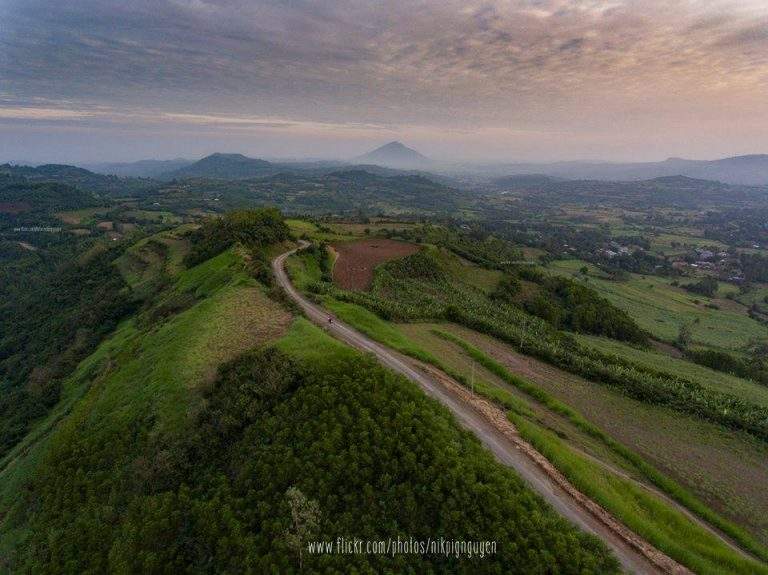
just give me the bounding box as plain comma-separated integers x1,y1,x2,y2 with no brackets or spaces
302,246,768,440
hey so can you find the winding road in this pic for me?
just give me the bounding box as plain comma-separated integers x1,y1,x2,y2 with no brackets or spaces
273,242,682,574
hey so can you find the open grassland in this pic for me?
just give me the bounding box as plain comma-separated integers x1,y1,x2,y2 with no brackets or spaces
548,258,761,350
648,232,729,254
285,218,318,235
121,209,182,224
575,334,768,408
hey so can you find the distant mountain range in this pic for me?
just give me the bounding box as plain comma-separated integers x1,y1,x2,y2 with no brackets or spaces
85,154,280,180
85,145,437,180
63,147,768,187
85,159,193,178
485,154,768,186
490,173,766,209
353,141,433,170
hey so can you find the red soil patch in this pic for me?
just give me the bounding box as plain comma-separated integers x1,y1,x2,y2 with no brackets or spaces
332,238,419,290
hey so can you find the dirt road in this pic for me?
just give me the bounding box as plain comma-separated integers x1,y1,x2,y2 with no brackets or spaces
273,242,684,574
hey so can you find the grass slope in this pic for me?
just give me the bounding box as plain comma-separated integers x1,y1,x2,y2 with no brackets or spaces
0,248,290,564
548,259,763,351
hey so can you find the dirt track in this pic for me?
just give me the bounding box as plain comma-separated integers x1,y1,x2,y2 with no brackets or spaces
274,242,689,574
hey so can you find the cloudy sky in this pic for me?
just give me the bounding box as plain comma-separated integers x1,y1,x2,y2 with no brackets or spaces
1,0,767,163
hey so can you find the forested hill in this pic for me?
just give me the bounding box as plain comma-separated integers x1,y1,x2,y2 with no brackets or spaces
0,163,155,197
162,153,276,179
0,180,99,216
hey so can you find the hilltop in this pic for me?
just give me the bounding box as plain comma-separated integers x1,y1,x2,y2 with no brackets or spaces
162,153,277,179
354,141,433,169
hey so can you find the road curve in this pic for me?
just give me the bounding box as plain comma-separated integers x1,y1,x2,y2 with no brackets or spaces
273,242,675,574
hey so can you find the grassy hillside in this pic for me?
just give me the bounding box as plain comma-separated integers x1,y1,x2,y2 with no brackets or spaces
0,246,293,561
548,259,764,351
0,212,627,572
0,292,622,573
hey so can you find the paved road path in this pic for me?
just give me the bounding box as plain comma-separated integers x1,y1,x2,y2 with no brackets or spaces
273,242,671,574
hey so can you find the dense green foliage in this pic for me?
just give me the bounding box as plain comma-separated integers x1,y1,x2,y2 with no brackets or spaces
684,277,719,298
3,337,619,573
184,208,290,267
0,163,154,198
0,180,98,220
0,244,134,457
389,225,524,269
685,348,768,385
493,269,648,344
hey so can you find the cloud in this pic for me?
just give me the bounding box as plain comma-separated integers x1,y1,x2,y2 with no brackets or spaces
1,0,768,161
0,107,96,120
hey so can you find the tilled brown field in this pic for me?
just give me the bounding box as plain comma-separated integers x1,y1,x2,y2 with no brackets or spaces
332,238,418,290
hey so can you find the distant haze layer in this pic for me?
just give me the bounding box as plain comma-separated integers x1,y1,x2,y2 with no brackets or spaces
1,0,768,163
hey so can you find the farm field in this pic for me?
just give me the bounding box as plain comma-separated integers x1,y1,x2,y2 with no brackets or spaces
548,258,760,350
55,207,109,225
426,246,504,292
575,334,768,408
327,221,423,236
331,238,419,290
417,322,768,545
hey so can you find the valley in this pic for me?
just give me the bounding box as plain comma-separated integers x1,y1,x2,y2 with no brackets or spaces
3,152,768,573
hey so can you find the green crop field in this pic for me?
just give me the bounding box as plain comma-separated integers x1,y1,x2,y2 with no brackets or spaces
575,334,768,408
435,323,768,547
548,258,762,350
426,245,503,292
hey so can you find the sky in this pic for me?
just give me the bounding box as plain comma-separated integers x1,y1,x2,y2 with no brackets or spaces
1,0,768,164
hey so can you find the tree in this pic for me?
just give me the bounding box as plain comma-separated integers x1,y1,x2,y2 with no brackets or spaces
284,487,320,569
676,322,693,350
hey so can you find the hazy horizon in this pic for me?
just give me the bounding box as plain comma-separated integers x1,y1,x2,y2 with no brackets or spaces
2,0,768,165
7,145,768,170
